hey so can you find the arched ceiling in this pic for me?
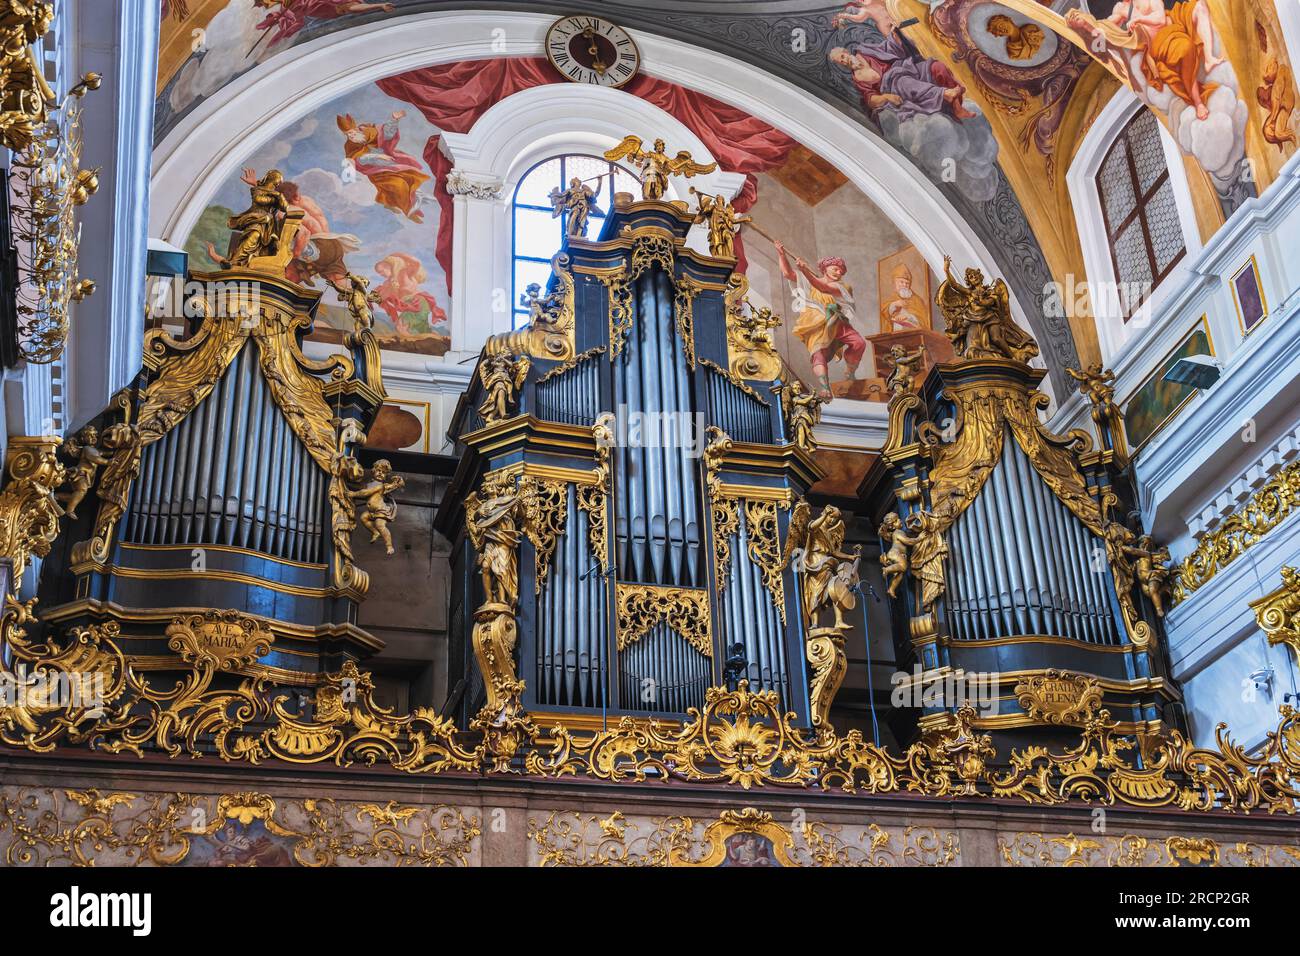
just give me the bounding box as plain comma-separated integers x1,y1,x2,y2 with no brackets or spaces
155,0,1300,382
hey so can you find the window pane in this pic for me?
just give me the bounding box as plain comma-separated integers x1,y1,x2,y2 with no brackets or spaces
514,258,555,312
1126,110,1166,195
1146,179,1186,275
1098,139,1135,235
611,166,639,197
515,206,562,260
1113,219,1153,305
516,158,561,207
565,154,610,187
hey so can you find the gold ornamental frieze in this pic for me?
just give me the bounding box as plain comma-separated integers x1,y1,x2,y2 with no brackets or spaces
1174,461,1300,605
1253,566,1300,666
1014,670,1105,726
164,610,274,673
615,584,712,657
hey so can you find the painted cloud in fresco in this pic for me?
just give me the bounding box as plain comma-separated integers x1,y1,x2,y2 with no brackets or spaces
168,2,275,117
828,20,1001,202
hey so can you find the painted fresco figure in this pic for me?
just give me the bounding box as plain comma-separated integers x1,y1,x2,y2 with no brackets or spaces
1066,0,1223,121
337,109,430,222
775,241,863,398
374,253,449,338
254,1,397,48
829,29,975,122
879,262,927,332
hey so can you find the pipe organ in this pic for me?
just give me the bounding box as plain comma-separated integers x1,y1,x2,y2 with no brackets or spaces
441,185,826,730
38,203,392,682
862,261,1178,741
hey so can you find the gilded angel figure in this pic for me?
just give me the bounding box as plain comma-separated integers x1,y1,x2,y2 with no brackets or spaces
783,501,862,632
936,256,1038,364
464,471,526,608
603,135,717,200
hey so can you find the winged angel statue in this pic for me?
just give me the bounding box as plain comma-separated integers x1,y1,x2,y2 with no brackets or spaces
935,256,1038,364
603,136,718,200
782,501,862,633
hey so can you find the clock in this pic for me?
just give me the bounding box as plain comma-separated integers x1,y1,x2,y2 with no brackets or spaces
545,15,640,88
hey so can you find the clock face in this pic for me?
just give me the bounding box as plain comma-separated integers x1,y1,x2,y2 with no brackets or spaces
546,16,640,88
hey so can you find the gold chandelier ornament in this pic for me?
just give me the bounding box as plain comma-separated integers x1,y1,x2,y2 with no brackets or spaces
9,70,100,364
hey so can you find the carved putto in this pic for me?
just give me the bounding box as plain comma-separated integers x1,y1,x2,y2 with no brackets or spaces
333,272,379,333
57,426,108,520
936,256,1038,364
349,459,404,556
884,343,926,397
1068,363,1124,451
603,135,717,200
879,509,947,614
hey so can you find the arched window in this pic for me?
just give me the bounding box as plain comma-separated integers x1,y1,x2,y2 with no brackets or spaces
1094,108,1187,321
512,153,639,328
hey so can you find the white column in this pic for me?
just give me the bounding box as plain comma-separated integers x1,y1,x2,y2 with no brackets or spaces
444,169,506,355
65,0,158,428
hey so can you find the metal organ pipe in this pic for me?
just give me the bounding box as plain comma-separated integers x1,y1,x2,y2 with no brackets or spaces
122,343,329,566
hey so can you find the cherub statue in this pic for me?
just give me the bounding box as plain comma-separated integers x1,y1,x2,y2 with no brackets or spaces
1067,363,1120,442
548,176,604,238
936,256,1039,364
333,272,379,333
1128,533,1172,618
885,343,927,397
782,501,863,632
734,304,781,353
57,425,109,520
689,187,750,259
772,378,825,453
463,471,526,608
349,459,404,555
477,352,530,424
206,168,289,267
877,511,912,598
1102,519,1139,601
603,135,718,200
520,282,565,331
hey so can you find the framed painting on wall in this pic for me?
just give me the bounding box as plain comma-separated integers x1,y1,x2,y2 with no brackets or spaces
1123,316,1215,454
1230,256,1268,336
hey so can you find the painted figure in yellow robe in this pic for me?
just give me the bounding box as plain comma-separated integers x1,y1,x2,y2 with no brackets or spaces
775,241,864,398
1068,0,1224,121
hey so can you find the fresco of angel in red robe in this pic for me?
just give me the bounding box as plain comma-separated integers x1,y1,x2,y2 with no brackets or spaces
374,252,448,339
337,109,431,223
253,0,395,48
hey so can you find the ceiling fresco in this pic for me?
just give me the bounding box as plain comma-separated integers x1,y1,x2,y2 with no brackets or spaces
155,0,1300,386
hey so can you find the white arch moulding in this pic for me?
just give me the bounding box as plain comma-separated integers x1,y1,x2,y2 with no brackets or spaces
150,9,1037,438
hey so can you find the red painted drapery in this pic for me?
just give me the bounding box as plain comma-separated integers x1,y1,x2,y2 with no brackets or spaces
376,57,798,288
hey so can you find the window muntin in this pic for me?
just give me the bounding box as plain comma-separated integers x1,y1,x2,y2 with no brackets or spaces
511,153,639,329
1095,109,1186,320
